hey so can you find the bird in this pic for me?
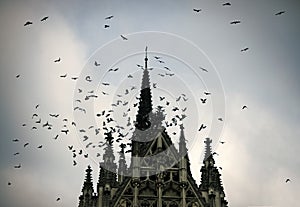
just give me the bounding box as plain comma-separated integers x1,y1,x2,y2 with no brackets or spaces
222,2,231,6
164,66,171,71
219,167,223,170
128,74,133,78
120,35,128,40
73,160,77,166
13,152,20,156
71,77,78,80
105,15,114,20
104,24,110,28
24,21,33,26
49,113,59,118
60,74,67,78
40,16,49,21
230,20,241,25
37,145,43,149
102,91,109,95
24,143,29,147
220,141,225,144
218,117,223,121
56,197,61,201
54,57,61,62
16,74,21,78
153,83,157,88
241,47,249,52
204,92,211,95
14,164,21,168
53,135,59,140
212,152,219,156
91,61,99,68
85,76,92,82
158,60,165,64
200,98,207,104
35,104,39,109
32,113,38,119
61,129,69,135
12,139,19,142
285,178,291,183
8,182,12,186
275,11,285,16
199,67,208,73
242,105,248,110
68,145,73,150
193,8,201,12
198,124,207,131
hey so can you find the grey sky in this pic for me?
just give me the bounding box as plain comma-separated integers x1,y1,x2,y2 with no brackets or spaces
0,0,300,207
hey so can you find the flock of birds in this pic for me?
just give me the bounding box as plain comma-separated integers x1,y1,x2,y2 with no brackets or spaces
8,2,292,205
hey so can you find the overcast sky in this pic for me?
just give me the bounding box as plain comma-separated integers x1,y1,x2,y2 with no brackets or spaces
0,0,300,207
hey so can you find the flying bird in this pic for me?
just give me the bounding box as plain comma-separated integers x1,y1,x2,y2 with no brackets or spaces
56,197,61,201
218,117,223,121
222,2,231,6
275,11,285,16
61,129,69,135
24,142,29,147
230,20,241,25
40,16,49,21
193,8,201,12
16,74,21,78
204,92,211,95
105,15,114,20
241,47,249,52
285,178,291,183
37,145,43,149
85,76,92,82
94,61,100,66
242,105,248,110
14,164,21,168
104,24,110,28
200,67,208,72
13,139,19,142
73,160,77,166
59,74,67,78
198,124,207,131
24,21,33,26
220,141,225,144
200,98,207,104
54,57,61,62
120,35,128,40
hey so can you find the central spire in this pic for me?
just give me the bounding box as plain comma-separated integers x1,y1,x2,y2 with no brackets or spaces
135,46,153,131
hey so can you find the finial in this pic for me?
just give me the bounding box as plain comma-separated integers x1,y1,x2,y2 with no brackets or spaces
145,46,148,69
204,138,213,161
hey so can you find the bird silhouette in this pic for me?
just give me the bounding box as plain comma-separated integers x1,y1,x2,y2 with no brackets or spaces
8,182,12,186
105,15,114,20
241,47,249,52
104,24,110,28
16,74,20,78
275,11,285,16
68,145,73,150
14,164,21,168
94,60,101,66
56,197,61,201
53,135,59,140
40,16,49,21
199,67,208,72
60,74,67,78
222,2,231,6
120,35,128,40
242,105,248,110
14,152,20,156
54,57,61,62
73,160,77,166
218,117,223,121
285,178,291,183
37,145,43,149
220,141,225,144
12,139,19,142
49,113,59,118
200,98,207,104
128,74,133,78
204,92,211,95
193,8,201,12
61,129,69,135
198,124,207,131
85,76,92,82
24,21,33,26
24,142,29,147
230,20,241,24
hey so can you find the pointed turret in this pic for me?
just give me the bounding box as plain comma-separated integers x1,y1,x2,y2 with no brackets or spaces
118,143,128,184
78,166,95,207
199,138,228,207
135,46,153,131
97,131,118,207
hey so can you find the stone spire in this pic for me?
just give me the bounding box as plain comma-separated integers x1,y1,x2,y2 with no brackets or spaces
179,124,188,157
118,143,128,184
135,46,153,131
199,138,228,207
78,166,95,207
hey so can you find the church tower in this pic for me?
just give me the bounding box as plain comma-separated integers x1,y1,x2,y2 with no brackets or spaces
77,48,228,207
